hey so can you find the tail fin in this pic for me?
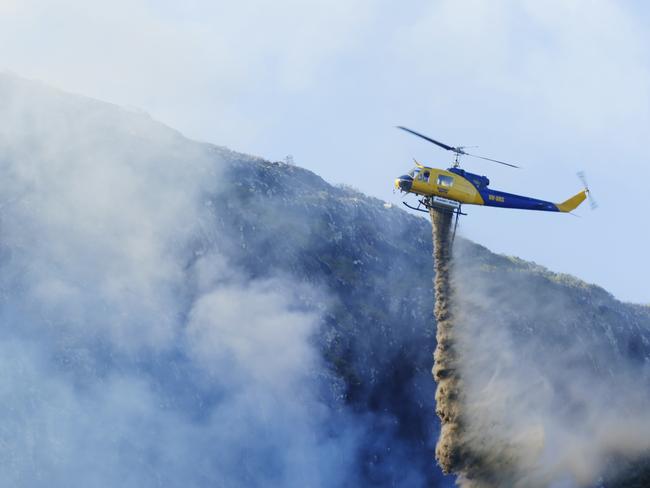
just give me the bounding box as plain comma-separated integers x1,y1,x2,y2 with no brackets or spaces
556,189,588,213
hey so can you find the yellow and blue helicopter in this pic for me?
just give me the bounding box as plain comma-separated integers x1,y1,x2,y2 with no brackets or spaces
394,127,595,226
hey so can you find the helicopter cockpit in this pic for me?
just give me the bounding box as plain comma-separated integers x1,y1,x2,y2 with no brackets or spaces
408,167,431,183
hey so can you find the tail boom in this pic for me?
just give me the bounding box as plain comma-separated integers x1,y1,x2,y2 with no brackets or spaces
477,188,588,213
555,189,588,213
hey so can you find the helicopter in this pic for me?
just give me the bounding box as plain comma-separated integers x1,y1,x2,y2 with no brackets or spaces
394,126,595,236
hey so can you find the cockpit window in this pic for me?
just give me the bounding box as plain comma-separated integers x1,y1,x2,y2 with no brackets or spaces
409,168,420,178
437,175,454,187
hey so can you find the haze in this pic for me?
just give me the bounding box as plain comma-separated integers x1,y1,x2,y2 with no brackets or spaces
1,0,648,303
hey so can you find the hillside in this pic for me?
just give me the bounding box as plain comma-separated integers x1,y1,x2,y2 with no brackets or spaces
1,73,649,487
210,148,650,487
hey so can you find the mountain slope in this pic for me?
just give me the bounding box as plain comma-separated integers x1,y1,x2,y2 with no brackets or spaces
210,148,650,487
1,73,649,487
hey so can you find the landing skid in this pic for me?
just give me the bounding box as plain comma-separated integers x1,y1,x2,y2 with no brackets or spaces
402,197,466,245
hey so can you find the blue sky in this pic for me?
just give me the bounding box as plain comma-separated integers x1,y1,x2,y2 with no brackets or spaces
1,0,648,303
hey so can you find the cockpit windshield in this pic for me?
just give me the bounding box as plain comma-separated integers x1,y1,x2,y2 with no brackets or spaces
408,168,420,178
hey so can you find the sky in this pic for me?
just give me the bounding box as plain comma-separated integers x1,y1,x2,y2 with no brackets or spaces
1,0,648,303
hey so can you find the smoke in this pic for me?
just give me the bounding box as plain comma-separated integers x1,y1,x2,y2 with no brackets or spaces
11,72,649,488
0,73,367,487
430,229,650,487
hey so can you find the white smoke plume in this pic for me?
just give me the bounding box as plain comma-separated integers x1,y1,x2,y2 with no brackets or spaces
447,240,650,487
0,73,362,487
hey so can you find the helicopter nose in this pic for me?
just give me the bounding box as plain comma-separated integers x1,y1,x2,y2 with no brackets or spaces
395,175,413,192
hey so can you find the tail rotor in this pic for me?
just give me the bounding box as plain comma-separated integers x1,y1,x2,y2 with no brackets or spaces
577,171,598,210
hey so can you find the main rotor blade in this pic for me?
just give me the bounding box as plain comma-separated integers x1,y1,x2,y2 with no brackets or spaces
465,152,520,168
397,125,520,168
396,126,456,152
